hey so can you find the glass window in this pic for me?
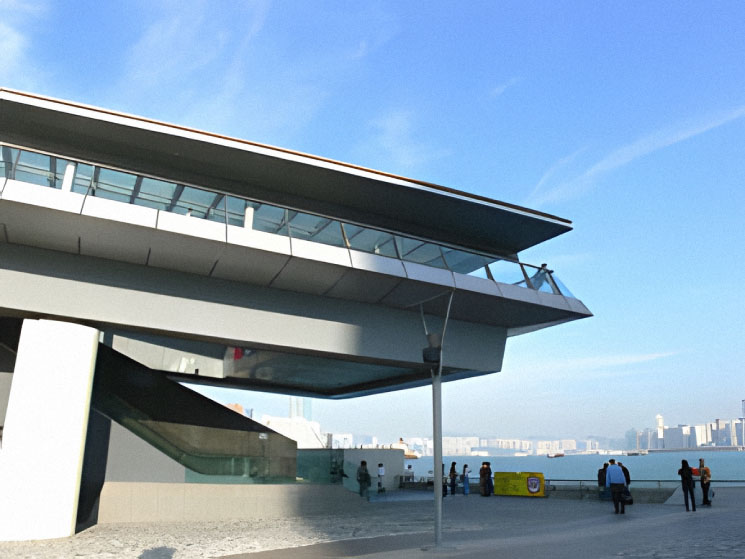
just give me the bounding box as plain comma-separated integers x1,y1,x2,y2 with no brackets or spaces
72,163,95,194
94,168,138,202
135,177,178,210
467,266,490,280
170,185,219,217
442,248,493,274
342,224,399,258
397,237,447,268
253,203,288,235
14,150,67,188
550,274,575,298
1,146,18,179
205,194,227,224
288,212,345,247
488,260,527,286
226,196,248,227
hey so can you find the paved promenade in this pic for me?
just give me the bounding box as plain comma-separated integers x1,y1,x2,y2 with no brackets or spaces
1,487,743,558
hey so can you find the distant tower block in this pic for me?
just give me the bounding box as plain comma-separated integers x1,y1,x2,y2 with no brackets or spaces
656,414,664,437
289,396,312,421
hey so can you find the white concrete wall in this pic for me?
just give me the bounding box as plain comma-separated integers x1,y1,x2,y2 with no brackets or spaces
0,320,99,541
97,483,370,523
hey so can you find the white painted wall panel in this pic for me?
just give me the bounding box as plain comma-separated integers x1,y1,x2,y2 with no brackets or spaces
82,195,158,228
349,250,406,277
1,179,85,214
290,237,352,267
227,226,291,255
453,273,503,296
402,261,455,287
156,210,226,242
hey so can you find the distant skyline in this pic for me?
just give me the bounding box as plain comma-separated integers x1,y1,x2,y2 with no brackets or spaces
5,1,745,440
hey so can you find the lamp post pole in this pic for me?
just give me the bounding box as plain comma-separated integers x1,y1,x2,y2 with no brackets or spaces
432,363,443,547
419,290,454,550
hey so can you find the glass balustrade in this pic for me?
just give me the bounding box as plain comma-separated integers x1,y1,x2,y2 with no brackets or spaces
0,143,575,298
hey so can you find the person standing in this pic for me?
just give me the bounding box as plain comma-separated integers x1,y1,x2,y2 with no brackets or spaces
479,462,489,496
699,458,712,506
462,464,471,496
605,459,627,514
485,462,494,496
618,462,631,486
597,462,608,486
449,462,458,496
678,460,697,512
356,460,371,500
598,462,609,500
377,463,385,493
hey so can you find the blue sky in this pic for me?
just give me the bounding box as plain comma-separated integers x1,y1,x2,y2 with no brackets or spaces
4,0,745,441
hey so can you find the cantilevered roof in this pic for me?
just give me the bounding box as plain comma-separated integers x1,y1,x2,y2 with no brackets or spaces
0,88,570,257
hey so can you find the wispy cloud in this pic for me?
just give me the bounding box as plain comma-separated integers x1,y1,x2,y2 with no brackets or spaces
0,1,48,91
507,351,677,382
528,106,745,206
491,77,522,98
356,109,450,174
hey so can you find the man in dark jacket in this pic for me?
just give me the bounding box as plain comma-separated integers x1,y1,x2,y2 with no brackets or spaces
618,462,631,485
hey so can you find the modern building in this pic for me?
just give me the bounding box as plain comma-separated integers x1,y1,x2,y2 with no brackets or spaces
0,88,591,541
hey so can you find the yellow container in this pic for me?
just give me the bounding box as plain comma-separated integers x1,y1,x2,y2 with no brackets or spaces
493,472,545,497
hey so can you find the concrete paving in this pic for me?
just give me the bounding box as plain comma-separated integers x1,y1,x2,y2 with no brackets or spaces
1,487,742,558
226,487,745,559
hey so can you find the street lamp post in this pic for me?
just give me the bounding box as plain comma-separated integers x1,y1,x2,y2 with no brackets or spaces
420,290,454,549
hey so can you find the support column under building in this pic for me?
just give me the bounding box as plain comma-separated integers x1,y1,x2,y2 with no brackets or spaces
0,319,99,541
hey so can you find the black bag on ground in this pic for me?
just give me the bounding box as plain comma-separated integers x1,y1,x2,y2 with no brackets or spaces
622,487,633,505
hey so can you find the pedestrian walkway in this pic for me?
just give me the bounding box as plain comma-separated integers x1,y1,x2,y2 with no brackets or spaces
225,487,745,559
1,487,742,558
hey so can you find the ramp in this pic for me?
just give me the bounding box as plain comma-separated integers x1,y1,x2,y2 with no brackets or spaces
92,344,296,479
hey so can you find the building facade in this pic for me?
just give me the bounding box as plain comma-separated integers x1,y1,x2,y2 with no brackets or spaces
0,89,591,541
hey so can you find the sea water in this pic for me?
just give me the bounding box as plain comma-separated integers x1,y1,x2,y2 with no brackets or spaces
406,450,745,485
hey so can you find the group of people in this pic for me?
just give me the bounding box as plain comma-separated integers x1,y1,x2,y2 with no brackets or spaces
678,458,712,512
598,457,713,514
355,461,386,500
442,461,472,496
598,459,631,514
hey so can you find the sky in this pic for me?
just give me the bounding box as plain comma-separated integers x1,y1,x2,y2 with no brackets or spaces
3,0,745,442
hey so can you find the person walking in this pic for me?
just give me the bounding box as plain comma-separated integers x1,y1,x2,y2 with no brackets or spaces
699,458,712,506
462,464,471,495
449,462,458,496
678,459,696,512
605,459,627,514
356,460,371,500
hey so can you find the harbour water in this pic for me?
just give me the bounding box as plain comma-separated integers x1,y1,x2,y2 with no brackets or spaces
406,450,745,484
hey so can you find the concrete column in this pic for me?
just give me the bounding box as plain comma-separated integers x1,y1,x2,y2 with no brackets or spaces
0,319,99,541
61,161,77,192
244,204,254,229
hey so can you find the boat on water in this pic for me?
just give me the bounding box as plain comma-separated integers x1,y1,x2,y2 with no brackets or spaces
547,452,565,458
626,450,649,456
392,438,421,459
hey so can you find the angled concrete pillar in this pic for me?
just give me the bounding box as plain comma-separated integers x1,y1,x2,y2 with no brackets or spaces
0,319,99,541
